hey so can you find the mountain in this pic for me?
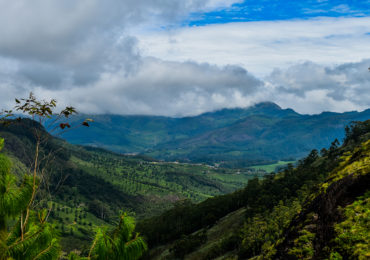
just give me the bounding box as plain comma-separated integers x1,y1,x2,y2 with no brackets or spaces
60,102,370,165
138,120,370,259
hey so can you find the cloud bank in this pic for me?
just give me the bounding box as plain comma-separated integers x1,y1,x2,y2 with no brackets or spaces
136,17,370,76
0,1,369,116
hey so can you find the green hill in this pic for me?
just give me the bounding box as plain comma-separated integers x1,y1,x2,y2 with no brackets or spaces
1,116,369,258
60,103,370,166
0,119,256,253
138,120,370,259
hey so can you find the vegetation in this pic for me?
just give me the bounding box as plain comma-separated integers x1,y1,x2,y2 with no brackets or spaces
0,137,60,259
249,160,296,173
0,94,148,259
69,214,147,260
137,144,328,251
331,192,370,259
0,97,260,254
0,141,147,259
70,147,258,207
141,120,370,259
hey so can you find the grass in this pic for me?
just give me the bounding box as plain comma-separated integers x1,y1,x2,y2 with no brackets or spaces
249,161,296,173
68,150,268,220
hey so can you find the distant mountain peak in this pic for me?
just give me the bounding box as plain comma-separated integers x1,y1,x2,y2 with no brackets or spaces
252,102,282,110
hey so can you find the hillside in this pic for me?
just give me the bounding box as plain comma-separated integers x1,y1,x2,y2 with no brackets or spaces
138,120,370,259
60,103,370,166
1,116,369,258
275,133,370,259
0,118,256,253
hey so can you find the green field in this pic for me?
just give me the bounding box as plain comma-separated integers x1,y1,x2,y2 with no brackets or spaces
249,161,295,173
70,149,259,206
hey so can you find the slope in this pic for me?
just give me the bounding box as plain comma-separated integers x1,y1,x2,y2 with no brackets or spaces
0,118,255,253
138,120,370,259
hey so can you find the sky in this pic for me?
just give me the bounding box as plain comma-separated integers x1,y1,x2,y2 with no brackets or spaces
0,0,369,116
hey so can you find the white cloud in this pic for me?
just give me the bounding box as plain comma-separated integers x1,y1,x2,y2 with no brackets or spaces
0,1,369,116
7,58,368,117
204,0,243,9
30,58,263,116
135,17,370,77
265,59,370,114
0,0,239,84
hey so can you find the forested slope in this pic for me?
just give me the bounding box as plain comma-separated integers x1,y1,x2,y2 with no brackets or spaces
1,117,368,258
139,120,370,259
275,123,370,259
0,118,254,253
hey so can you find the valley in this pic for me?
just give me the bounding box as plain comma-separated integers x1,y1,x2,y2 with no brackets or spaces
0,119,263,253
0,108,369,259
138,120,370,259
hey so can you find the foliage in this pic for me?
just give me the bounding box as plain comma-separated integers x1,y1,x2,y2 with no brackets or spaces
1,92,92,130
0,93,91,253
287,229,315,259
0,118,254,253
71,148,255,208
271,121,370,259
0,135,148,259
331,192,370,259
0,93,85,259
240,200,301,259
203,235,240,260
0,137,60,260
70,214,147,260
1,94,148,258
344,120,370,144
138,145,329,248
169,231,207,259
142,120,370,259
241,214,268,257
321,139,370,192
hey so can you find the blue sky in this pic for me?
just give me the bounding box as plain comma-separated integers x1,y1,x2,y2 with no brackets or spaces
189,0,370,25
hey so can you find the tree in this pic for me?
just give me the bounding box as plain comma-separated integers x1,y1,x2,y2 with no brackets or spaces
0,91,78,259
0,93,91,240
68,214,147,260
88,214,147,260
0,94,147,259
0,137,60,259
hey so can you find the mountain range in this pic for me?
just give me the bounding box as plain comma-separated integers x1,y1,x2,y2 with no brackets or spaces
61,102,370,166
